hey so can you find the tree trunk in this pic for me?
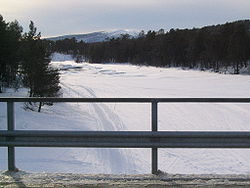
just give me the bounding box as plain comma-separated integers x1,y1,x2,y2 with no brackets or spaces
234,62,239,74
236,62,239,74
216,61,219,72
38,102,42,112
29,90,33,105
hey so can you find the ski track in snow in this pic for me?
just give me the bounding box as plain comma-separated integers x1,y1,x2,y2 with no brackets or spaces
61,82,125,131
60,82,135,174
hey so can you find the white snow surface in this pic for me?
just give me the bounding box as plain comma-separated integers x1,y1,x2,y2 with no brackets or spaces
1,60,250,174
50,53,74,62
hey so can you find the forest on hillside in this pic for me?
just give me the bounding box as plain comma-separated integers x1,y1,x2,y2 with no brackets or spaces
51,20,250,74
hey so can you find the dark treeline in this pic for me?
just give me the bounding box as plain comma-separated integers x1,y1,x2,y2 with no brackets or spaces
52,20,250,74
0,15,60,112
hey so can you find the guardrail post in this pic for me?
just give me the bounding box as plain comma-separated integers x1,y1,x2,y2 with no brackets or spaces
7,101,16,171
151,101,158,174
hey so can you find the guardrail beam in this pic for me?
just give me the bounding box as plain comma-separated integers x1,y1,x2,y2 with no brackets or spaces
2,131,250,148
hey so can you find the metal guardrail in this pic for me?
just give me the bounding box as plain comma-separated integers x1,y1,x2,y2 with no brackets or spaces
0,97,250,174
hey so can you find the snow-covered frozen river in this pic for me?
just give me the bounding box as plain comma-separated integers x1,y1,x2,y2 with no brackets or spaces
1,60,250,174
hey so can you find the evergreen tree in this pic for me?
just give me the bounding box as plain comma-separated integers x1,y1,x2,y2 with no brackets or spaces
21,21,61,112
0,15,22,92
5,20,23,86
227,24,249,74
0,15,7,92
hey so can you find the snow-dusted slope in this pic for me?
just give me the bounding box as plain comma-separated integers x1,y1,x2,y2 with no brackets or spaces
47,29,139,43
1,61,250,174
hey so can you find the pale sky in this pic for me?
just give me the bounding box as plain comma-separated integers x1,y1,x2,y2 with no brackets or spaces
1,0,250,37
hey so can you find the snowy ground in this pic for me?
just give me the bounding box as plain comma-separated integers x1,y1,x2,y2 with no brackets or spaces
1,59,250,174
3,171,250,187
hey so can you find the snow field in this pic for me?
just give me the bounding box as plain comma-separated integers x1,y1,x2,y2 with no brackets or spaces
1,60,250,174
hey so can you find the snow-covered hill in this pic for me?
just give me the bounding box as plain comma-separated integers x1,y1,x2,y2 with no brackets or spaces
1,60,250,174
46,29,139,43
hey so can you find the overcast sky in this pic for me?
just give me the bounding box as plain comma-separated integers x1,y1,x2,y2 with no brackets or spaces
1,0,250,37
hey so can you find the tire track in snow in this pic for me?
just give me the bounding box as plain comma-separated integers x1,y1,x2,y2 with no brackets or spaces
60,82,137,173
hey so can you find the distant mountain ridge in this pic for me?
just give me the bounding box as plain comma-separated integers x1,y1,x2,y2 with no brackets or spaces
46,30,139,43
